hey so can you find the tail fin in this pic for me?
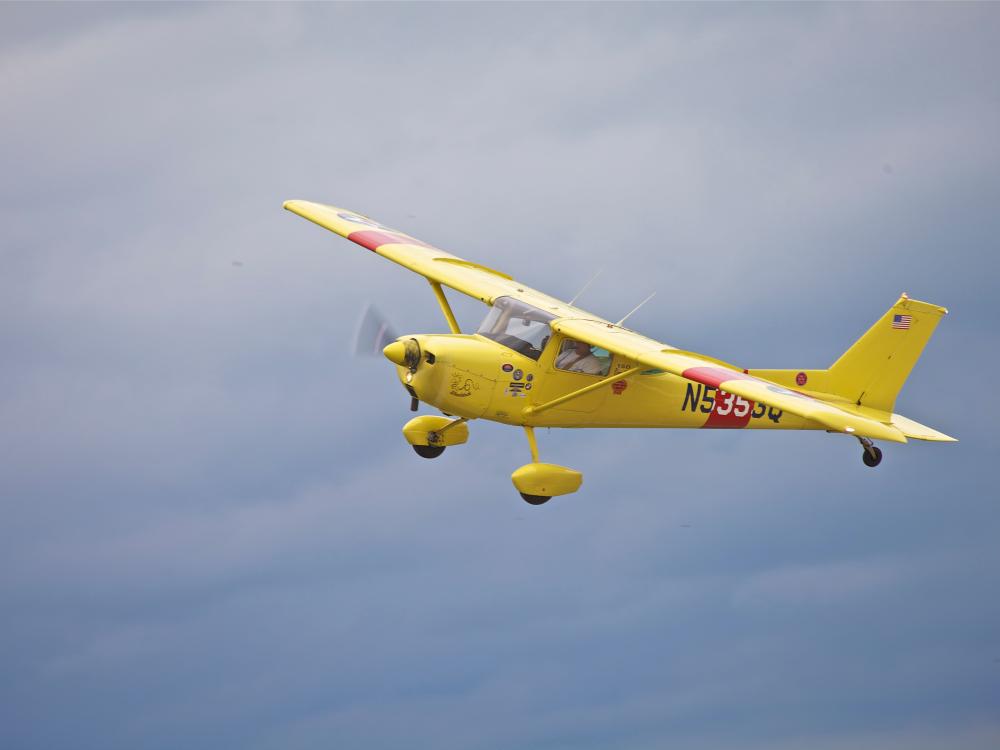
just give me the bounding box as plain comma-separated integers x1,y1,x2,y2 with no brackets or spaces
827,294,948,412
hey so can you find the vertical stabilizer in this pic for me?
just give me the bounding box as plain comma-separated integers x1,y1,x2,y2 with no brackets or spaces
827,295,948,412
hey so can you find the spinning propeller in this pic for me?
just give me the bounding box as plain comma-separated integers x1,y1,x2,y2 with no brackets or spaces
353,303,398,357
354,304,424,411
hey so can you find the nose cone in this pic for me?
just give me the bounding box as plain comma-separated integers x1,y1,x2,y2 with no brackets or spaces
382,340,407,367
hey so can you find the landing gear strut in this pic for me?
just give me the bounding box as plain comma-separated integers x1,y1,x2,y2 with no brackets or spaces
859,437,882,467
519,427,550,505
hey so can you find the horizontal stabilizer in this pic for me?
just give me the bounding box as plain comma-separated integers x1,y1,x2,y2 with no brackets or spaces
891,413,957,442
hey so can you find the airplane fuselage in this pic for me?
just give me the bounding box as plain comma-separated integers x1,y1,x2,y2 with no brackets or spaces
396,333,816,433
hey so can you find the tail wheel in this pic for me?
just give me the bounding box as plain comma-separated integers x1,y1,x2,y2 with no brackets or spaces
862,445,883,467
413,444,445,459
520,492,551,505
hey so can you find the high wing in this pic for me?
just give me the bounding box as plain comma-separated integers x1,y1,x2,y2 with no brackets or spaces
551,318,908,443
283,200,590,318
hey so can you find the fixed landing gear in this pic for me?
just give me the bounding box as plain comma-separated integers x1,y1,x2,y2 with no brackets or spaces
511,427,582,505
403,416,468,459
519,492,551,505
859,437,883,467
413,444,446,459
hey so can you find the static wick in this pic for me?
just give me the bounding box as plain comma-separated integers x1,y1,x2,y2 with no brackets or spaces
616,291,656,327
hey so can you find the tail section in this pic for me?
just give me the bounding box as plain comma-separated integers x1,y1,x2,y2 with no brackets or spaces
828,294,948,413
748,294,955,442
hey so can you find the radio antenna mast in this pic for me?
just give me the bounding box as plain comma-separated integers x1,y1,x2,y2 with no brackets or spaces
615,292,656,327
568,268,603,306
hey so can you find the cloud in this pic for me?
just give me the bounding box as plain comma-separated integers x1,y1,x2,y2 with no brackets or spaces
732,558,902,607
2,4,999,750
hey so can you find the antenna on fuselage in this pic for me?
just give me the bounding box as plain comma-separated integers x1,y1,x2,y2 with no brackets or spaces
568,268,604,307
615,292,656,327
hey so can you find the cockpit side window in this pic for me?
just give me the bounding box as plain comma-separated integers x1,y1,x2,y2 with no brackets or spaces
477,297,557,361
554,339,612,376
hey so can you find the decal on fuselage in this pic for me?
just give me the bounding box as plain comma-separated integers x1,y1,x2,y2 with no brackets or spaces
505,381,527,398
450,374,480,398
681,383,783,426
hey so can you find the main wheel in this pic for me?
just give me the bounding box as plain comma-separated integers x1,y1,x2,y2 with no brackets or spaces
413,444,445,459
862,446,883,467
520,492,551,505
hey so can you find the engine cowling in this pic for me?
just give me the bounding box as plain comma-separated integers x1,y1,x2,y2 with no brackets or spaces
383,334,499,419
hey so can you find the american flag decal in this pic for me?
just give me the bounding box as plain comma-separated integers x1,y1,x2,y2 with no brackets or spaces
892,314,913,330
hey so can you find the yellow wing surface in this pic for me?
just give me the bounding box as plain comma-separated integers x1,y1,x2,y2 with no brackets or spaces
285,199,948,444
283,200,582,316
551,318,908,443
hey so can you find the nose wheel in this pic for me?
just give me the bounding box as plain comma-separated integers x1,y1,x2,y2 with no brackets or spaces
859,437,882,467
403,416,468,460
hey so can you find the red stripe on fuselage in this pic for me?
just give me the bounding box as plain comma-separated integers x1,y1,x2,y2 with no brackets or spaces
702,390,755,429
681,366,757,429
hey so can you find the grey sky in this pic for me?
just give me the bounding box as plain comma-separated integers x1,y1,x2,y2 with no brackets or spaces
1,3,998,749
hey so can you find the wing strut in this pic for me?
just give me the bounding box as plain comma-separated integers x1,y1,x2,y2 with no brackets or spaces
524,366,644,417
429,281,461,334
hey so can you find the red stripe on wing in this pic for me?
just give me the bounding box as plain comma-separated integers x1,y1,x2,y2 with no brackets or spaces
681,366,757,389
347,230,432,252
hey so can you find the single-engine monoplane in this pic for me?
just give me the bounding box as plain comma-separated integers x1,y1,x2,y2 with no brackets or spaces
285,200,955,505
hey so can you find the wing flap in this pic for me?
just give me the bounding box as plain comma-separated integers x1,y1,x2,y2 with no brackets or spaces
552,318,907,443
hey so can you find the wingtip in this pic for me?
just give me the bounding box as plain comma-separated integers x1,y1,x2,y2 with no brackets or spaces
284,199,316,217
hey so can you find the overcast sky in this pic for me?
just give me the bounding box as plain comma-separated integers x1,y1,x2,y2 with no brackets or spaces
2,3,999,749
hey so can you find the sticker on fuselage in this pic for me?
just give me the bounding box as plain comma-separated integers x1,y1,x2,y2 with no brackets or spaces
505,382,527,398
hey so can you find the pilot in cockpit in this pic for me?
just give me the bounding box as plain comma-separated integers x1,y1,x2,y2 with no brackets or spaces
555,339,605,375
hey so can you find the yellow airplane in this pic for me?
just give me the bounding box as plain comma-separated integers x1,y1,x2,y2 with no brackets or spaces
285,200,956,505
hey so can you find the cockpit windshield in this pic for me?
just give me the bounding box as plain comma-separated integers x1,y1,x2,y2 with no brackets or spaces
477,296,557,361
